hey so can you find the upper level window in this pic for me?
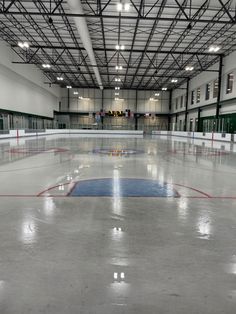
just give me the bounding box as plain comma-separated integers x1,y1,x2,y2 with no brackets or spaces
180,95,183,108
213,79,218,98
191,90,195,105
197,88,201,103
205,83,211,100
226,73,234,94
175,98,179,110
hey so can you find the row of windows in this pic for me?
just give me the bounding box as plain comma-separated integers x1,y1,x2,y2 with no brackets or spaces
175,95,185,110
191,79,219,105
191,73,235,105
174,73,235,111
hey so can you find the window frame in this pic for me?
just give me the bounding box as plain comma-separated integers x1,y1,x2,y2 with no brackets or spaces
205,82,211,100
226,72,234,94
213,79,219,99
191,90,195,105
180,95,183,108
196,87,201,103
175,98,178,110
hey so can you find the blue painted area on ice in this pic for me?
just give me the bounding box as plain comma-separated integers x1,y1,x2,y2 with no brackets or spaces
69,178,178,197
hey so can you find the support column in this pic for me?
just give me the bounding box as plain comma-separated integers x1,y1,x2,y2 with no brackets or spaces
67,89,70,129
168,90,172,131
101,89,104,129
197,107,201,132
216,54,223,131
135,89,138,130
67,89,70,110
184,78,190,131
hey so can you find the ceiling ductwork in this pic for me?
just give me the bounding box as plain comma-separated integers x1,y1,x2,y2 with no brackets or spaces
66,0,103,89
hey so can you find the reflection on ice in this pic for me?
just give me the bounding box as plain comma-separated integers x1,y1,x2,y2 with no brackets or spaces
113,272,126,282
112,169,123,215
113,169,120,197
43,197,55,217
177,198,189,222
0,280,5,302
109,281,130,300
227,263,236,274
225,255,236,275
197,212,212,239
58,184,64,191
147,164,158,178
21,217,37,244
111,227,124,241
109,257,130,266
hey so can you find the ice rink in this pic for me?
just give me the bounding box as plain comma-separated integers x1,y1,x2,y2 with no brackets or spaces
0,134,236,313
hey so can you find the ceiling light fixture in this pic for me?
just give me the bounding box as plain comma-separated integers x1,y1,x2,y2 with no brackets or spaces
185,66,194,71
115,87,120,90
155,93,160,96
117,2,130,12
171,79,178,83
18,41,30,49
73,91,79,95
66,85,72,89
23,42,29,49
209,45,220,53
117,3,123,11
42,64,51,69
57,77,64,81
162,87,167,91
124,3,130,11
18,42,24,48
115,78,121,82
115,65,123,70
115,44,125,50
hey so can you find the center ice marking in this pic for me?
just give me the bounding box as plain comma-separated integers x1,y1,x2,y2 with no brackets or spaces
69,178,179,197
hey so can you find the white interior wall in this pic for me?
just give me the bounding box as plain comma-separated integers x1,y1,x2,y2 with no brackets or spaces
0,41,60,118
61,88,170,114
104,89,136,112
137,91,169,113
61,88,102,112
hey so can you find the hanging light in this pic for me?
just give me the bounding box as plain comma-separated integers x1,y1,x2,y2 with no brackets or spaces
42,64,51,68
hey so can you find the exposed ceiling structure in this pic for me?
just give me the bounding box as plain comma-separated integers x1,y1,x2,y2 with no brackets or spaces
0,0,236,90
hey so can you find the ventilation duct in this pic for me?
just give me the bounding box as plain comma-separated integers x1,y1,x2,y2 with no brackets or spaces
66,0,103,89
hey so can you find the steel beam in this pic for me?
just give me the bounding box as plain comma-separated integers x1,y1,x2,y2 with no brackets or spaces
1,11,236,25
43,70,189,79
11,61,220,73
11,44,222,56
